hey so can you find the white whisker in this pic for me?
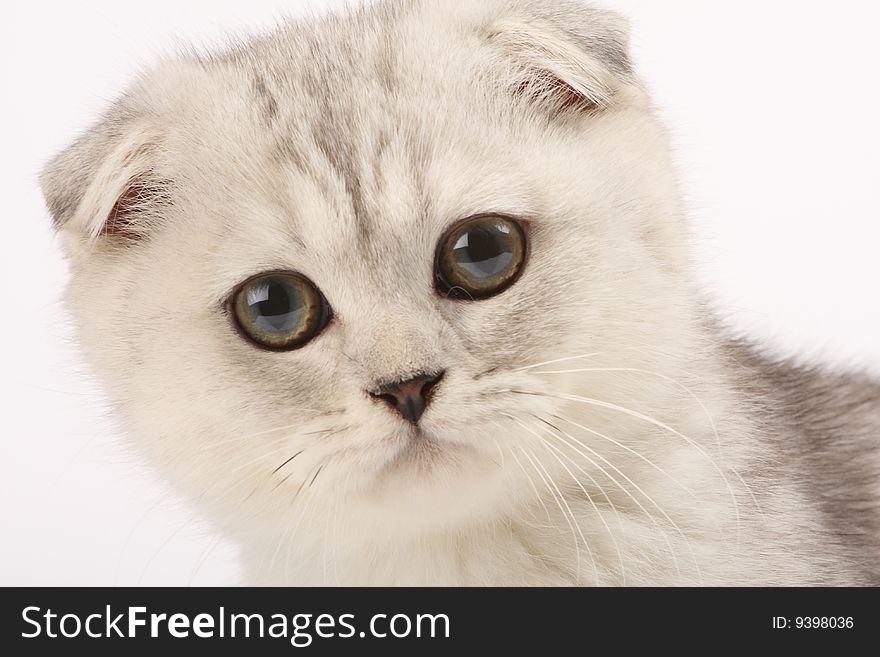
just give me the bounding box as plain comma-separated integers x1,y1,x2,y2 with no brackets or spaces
534,414,700,583
507,442,557,527
507,414,627,584
531,365,723,448
513,352,602,372
550,412,730,545
518,444,597,584
520,389,743,541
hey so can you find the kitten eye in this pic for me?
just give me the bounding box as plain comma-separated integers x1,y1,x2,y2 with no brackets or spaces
229,272,330,351
435,215,527,299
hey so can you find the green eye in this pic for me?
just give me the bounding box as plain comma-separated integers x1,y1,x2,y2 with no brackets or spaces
230,272,330,351
435,215,527,300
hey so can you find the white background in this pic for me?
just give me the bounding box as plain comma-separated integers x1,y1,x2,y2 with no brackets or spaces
1,0,878,585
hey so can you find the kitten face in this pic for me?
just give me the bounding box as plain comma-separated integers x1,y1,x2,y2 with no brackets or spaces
44,1,695,549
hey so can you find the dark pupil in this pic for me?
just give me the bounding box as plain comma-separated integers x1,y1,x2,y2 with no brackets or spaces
452,223,513,280
249,281,305,334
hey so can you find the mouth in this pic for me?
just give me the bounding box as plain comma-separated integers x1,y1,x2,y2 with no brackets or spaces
399,427,441,454
381,426,450,472
378,420,490,481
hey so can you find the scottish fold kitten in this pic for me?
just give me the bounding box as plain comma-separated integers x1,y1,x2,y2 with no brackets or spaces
42,0,879,585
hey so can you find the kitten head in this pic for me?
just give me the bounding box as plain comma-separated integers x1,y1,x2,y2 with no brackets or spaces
42,0,693,546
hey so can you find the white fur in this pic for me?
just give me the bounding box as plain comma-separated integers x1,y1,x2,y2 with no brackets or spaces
42,0,856,585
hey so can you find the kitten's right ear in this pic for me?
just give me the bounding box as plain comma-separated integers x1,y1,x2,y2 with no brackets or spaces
40,66,183,247
41,120,167,244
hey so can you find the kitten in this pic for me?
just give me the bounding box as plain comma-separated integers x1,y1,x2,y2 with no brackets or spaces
41,0,879,585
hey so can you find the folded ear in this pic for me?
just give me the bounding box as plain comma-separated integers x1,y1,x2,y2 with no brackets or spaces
40,66,182,246
483,1,636,116
41,121,168,244
41,108,171,247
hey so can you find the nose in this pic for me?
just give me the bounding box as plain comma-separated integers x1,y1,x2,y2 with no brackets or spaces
368,371,445,424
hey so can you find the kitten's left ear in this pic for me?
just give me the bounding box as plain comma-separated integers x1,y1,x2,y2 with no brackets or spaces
482,2,638,116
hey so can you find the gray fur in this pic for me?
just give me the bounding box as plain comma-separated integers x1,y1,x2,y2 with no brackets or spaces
726,341,880,582
252,73,279,124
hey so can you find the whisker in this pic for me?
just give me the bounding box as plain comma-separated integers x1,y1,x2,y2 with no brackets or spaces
519,442,598,584
271,470,297,492
550,412,730,544
507,443,556,527
215,427,344,497
534,414,696,582
482,425,507,470
271,450,304,475
514,388,743,541
506,413,626,584
308,464,324,488
330,468,352,585
135,508,200,586
530,365,723,448
486,441,504,469
229,416,331,442
273,493,310,584
187,532,224,587
513,352,602,372
291,464,319,506
517,445,584,582
211,418,347,449
115,497,165,585
271,462,324,583
302,427,343,436
550,413,697,498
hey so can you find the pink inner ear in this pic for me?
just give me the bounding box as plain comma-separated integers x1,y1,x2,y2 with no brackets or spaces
105,181,145,239
104,178,158,240
513,74,599,116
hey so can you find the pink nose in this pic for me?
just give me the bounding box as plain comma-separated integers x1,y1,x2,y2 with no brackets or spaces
368,371,445,424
